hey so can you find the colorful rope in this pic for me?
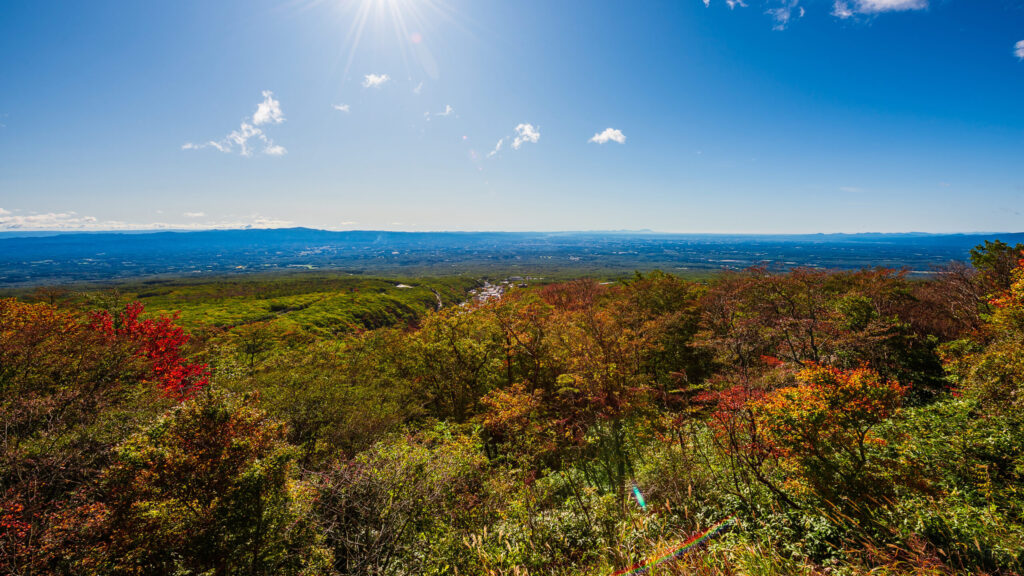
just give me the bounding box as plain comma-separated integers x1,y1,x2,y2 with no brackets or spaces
610,516,736,576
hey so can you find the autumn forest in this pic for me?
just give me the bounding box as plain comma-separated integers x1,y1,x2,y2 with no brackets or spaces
2,239,1023,575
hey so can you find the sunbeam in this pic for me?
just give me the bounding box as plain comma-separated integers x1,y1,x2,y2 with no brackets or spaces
301,0,460,84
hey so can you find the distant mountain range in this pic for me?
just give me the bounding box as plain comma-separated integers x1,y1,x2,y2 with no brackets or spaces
2,228,1021,288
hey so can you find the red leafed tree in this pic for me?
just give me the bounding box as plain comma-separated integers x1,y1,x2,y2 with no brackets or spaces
693,381,797,508
2,299,203,573
89,302,208,398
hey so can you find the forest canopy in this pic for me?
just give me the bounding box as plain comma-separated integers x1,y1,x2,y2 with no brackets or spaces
2,242,1024,575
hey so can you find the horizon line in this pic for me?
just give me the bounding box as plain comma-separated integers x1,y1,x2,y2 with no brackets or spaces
1,227,1022,237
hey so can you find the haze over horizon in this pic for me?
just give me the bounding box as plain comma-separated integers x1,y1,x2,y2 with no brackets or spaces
2,0,1023,234
0,227,1022,237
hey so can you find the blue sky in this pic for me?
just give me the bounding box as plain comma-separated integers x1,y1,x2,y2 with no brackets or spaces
1,0,1022,233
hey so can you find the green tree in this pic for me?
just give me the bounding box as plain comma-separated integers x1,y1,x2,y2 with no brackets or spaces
409,308,504,422
234,321,281,375
312,428,488,575
95,390,332,576
970,239,1024,295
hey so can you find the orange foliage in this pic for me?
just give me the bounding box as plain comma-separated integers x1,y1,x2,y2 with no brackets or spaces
754,365,907,500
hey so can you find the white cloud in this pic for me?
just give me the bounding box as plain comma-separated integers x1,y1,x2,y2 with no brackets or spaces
512,123,540,149
362,73,390,88
589,128,627,144
0,211,98,230
488,124,540,158
714,0,917,27
768,0,803,30
487,138,504,158
413,81,424,94
252,90,284,126
854,0,926,12
426,104,455,120
182,92,286,157
248,216,293,228
833,0,925,17
1016,40,1024,61
703,0,710,6
333,103,351,113
182,140,231,153
0,209,293,231
832,1,854,18
227,122,263,156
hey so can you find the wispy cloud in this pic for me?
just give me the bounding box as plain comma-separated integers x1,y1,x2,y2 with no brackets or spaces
855,0,926,12
714,0,922,25
1016,40,1024,61
833,0,926,18
362,73,390,88
182,91,287,157
413,81,424,95
0,211,98,230
333,103,351,113
0,208,293,231
768,0,804,30
425,104,455,120
512,123,540,150
487,138,504,158
832,1,854,18
589,128,627,144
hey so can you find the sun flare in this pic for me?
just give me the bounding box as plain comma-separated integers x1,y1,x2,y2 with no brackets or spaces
318,0,457,82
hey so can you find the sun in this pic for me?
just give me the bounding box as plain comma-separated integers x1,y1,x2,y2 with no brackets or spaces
314,0,459,82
